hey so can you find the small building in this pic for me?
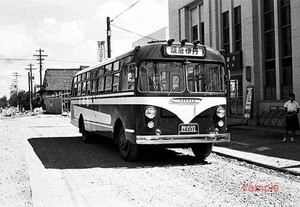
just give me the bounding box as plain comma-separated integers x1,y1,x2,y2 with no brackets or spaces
42,68,81,114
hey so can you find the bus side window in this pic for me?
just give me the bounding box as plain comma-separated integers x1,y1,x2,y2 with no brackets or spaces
78,82,82,95
113,61,120,71
113,73,120,92
92,79,98,94
98,67,105,76
121,64,135,91
82,73,86,81
87,80,92,95
73,83,78,96
105,76,112,92
106,64,112,73
98,77,104,93
82,81,87,95
128,64,136,90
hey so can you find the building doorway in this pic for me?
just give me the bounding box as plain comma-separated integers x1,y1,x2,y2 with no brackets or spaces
229,76,243,116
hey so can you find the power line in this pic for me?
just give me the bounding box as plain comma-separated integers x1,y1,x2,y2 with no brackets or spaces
111,0,142,22
111,23,157,40
107,0,142,58
0,58,92,64
0,58,35,61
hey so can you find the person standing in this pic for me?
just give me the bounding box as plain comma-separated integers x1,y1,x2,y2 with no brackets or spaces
282,93,300,142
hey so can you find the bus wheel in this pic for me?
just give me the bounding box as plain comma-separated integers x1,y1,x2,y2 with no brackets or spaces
118,126,138,161
191,143,213,160
80,121,92,143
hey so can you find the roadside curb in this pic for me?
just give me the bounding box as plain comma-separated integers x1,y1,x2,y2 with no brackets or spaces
212,146,300,177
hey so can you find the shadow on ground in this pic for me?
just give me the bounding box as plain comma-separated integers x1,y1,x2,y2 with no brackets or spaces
216,127,300,161
28,136,207,169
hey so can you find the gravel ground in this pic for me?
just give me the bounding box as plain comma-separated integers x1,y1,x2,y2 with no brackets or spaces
1,114,300,207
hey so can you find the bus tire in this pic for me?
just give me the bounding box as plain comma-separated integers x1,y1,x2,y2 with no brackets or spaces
80,120,92,143
191,143,213,160
118,126,138,161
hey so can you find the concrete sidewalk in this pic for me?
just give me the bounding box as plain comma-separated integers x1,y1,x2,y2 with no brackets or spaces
214,125,300,176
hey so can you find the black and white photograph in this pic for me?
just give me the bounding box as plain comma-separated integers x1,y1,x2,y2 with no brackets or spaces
1,0,300,206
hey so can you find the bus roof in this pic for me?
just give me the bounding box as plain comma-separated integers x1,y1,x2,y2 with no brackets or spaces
75,41,225,76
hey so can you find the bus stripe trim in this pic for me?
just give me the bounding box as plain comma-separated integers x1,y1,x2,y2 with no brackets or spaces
72,96,226,124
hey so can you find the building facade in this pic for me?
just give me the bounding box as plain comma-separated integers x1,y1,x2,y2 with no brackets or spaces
169,0,300,125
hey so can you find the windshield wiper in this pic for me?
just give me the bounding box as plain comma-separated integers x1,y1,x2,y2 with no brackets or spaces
204,80,213,96
168,76,179,96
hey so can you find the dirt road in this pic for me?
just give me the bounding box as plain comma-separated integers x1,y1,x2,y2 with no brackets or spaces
1,114,300,207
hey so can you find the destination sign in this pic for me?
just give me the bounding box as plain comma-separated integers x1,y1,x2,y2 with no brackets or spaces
165,46,205,57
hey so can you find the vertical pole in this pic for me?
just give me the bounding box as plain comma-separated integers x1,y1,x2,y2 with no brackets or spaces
30,66,33,111
107,17,111,58
33,49,47,106
28,72,32,111
25,63,36,111
38,49,43,96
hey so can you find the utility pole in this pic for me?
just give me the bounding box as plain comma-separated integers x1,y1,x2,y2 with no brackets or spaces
33,49,47,104
12,72,21,110
106,17,111,58
106,0,141,59
25,63,36,111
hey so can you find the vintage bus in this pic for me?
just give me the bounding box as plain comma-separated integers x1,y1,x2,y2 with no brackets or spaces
70,39,230,161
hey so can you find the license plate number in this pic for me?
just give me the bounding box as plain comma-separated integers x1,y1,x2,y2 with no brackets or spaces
179,124,198,133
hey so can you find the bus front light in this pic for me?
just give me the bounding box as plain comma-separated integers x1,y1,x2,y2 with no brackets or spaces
145,107,156,119
147,121,154,129
216,106,226,118
218,120,224,128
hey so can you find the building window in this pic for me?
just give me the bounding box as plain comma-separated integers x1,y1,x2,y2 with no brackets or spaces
234,6,242,52
280,0,293,99
222,11,230,54
263,0,276,100
191,7,198,41
200,22,205,44
192,25,198,41
179,8,185,40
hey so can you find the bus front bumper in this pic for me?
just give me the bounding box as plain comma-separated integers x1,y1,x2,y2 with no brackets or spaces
136,133,230,145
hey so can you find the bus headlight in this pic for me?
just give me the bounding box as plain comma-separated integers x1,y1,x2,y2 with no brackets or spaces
145,107,156,119
216,107,226,118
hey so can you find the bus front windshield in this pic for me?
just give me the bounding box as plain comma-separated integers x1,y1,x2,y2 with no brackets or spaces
138,61,225,94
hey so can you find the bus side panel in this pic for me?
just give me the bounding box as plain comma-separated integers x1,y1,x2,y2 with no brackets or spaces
88,104,137,143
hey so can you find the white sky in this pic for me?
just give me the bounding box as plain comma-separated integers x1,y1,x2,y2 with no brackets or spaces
0,0,169,98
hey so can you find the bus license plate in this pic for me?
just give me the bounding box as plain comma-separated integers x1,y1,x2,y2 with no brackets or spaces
179,124,198,133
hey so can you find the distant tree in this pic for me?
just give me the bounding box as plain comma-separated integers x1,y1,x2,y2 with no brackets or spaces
0,95,8,108
9,92,18,107
9,90,30,110
18,91,30,110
